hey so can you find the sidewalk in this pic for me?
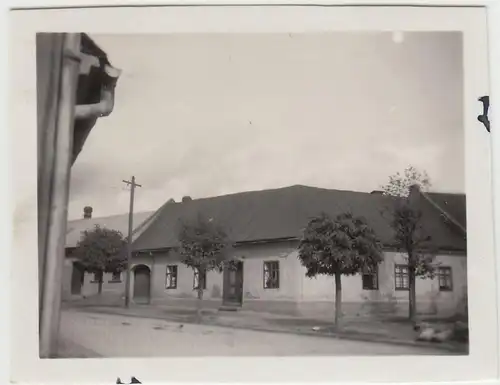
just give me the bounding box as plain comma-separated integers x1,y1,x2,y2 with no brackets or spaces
66,303,468,354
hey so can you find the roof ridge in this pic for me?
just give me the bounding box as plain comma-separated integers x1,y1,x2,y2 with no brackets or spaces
67,210,155,224
169,184,375,205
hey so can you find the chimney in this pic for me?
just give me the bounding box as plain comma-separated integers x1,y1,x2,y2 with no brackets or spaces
182,196,192,203
83,206,93,219
408,184,421,206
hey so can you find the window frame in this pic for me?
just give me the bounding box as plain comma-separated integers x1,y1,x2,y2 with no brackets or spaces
394,264,410,291
109,271,122,283
263,260,280,289
165,265,178,289
193,267,207,290
437,266,453,292
362,266,379,290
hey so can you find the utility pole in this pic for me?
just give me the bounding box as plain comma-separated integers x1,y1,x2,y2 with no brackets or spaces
122,176,142,308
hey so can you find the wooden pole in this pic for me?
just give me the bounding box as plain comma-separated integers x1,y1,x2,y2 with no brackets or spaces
123,176,141,307
39,33,81,358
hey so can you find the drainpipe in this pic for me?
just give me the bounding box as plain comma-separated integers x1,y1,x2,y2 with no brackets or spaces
39,33,81,358
151,251,155,305
74,64,120,119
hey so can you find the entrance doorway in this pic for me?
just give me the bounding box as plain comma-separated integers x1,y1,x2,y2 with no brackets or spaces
222,261,244,306
133,265,151,304
70,262,85,295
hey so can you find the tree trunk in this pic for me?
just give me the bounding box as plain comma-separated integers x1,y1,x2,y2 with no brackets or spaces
334,272,342,328
97,271,103,294
196,274,205,323
408,264,417,325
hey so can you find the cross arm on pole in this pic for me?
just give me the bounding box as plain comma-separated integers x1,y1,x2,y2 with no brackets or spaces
122,179,142,188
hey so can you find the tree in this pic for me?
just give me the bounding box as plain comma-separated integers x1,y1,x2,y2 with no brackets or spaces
177,214,236,320
381,166,437,324
298,212,383,327
383,166,430,197
74,225,127,294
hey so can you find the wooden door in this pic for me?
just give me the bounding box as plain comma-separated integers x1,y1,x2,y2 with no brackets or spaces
70,262,84,295
223,261,243,306
133,265,151,303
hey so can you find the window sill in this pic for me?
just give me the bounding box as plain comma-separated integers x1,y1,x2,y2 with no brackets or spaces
395,288,410,291
165,287,177,290
362,288,379,291
439,288,453,292
263,287,280,290
108,280,122,283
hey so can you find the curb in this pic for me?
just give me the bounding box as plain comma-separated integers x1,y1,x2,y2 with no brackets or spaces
71,308,468,354
204,319,467,354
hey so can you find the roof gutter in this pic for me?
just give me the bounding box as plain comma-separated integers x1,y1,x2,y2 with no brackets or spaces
134,237,299,254
135,237,466,256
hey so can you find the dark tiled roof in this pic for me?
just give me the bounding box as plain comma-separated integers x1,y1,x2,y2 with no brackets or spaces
132,185,466,253
425,192,466,230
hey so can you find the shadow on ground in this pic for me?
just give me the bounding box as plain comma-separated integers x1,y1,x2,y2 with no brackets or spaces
63,300,469,355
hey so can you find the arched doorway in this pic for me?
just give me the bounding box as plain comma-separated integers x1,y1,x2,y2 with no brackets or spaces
133,265,151,304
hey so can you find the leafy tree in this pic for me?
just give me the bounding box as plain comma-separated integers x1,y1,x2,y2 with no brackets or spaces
177,213,236,319
298,212,383,327
383,166,431,197
74,225,127,294
381,166,437,324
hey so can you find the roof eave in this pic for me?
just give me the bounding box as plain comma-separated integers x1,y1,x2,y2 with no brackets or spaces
132,238,466,256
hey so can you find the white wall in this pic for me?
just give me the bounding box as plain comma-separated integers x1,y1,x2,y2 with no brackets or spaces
65,242,467,318
298,250,467,317
149,251,223,301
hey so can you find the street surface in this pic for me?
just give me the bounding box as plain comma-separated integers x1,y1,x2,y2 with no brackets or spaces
59,309,450,357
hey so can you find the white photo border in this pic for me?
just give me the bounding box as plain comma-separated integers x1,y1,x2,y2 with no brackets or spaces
8,4,499,384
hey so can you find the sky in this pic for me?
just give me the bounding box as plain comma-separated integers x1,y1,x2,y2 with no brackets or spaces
68,32,464,220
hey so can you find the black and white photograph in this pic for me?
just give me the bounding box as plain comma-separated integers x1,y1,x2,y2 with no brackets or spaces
9,5,499,384
51,31,470,358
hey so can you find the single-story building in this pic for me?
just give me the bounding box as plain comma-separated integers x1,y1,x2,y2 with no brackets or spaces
63,184,467,320
62,207,157,300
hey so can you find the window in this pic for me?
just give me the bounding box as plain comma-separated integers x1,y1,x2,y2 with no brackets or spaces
92,271,103,283
109,271,121,282
362,267,379,290
193,268,207,290
263,261,280,289
166,265,178,289
395,264,409,290
438,266,453,291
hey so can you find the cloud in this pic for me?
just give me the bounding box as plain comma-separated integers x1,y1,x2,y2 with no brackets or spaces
68,32,464,219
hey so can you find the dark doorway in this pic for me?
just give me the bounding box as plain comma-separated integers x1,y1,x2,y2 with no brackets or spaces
223,261,244,306
133,265,151,304
70,262,85,295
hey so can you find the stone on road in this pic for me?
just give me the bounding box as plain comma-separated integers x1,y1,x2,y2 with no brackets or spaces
59,310,449,357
